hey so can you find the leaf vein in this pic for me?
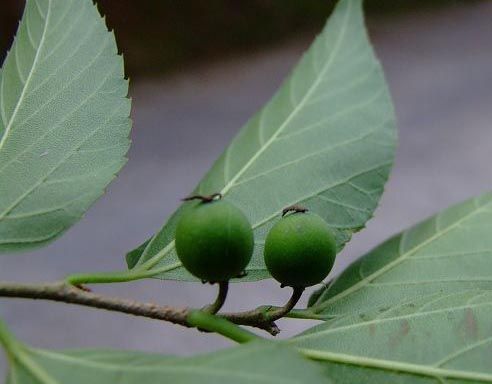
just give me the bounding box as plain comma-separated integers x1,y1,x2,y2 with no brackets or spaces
219,0,353,196
0,34,113,175
253,161,392,230
312,198,490,313
0,81,123,219
232,126,381,188
0,0,52,153
279,87,386,141
434,336,492,368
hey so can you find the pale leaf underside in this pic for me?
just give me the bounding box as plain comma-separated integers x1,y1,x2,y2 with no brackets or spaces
4,342,328,384
294,193,492,382
127,0,397,281
0,0,131,251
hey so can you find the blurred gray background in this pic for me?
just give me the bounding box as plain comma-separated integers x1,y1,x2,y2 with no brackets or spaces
1,0,492,376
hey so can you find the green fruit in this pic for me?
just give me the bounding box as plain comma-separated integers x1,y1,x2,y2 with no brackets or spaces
175,200,254,282
264,212,336,287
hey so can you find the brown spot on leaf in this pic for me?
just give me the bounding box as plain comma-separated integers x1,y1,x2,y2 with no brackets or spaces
400,320,410,336
369,323,376,336
464,308,478,340
388,320,410,349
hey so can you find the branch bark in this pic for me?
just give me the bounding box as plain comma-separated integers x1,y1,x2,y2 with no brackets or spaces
220,287,305,335
0,281,304,336
0,281,190,326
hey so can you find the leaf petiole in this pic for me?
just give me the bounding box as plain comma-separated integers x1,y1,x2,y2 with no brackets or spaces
283,308,333,320
0,318,19,356
187,310,261,344
65,262,182,286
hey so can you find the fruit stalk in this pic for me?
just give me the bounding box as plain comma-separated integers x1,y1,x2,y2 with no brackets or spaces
202,281,229,314
219,287,305,335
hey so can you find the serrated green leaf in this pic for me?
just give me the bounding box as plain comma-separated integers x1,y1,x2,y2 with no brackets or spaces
0,336,328,383
127,0,396,281
291,193,492,382
308,193,492,317
0,0,131,252
293,290,492,383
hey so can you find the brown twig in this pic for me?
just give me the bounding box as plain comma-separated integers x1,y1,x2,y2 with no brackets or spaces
0,281,190,326
0,281,304,336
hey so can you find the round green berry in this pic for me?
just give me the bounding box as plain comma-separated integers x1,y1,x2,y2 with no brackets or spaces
264,212,336,287
175,199,254,282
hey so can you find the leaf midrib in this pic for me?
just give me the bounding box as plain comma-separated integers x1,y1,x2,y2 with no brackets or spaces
300,348,492,382
0,0,52,152
10,347,60,384
31,349,299,384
